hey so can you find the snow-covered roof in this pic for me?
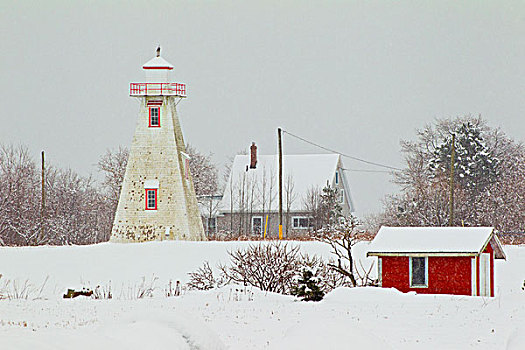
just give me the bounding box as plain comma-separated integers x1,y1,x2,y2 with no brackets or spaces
367,226,506,259
219,154,354,213
142,56,174,70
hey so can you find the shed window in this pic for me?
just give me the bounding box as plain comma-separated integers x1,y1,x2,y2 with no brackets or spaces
149,107,160,127
145,189,157,210
410,257,428,287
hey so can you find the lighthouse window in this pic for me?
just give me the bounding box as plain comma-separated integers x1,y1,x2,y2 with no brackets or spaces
149,107,160,127
145,189,157,210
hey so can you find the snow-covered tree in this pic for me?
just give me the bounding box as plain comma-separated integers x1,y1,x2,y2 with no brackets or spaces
292,269,325,301
186,144,219,197
319,183,342,227
97,146,129,206
429,121,499,191
378,116,525,232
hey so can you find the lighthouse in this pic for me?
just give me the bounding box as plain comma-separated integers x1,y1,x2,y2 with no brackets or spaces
110,48,206,242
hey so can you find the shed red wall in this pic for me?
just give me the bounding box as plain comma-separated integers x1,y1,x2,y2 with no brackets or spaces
381,256,472,295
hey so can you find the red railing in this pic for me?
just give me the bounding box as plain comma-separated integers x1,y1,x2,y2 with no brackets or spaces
130,83,187,97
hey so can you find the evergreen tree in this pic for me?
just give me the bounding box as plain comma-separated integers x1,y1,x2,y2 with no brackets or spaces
319,183,342,227
429,121,500,191
292,269,325,302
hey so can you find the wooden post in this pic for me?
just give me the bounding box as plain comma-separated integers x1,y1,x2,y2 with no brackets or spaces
40,150,45,243
263,214,268,240
449,133,455,227
278,128,283,240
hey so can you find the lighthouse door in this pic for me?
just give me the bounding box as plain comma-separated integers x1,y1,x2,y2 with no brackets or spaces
479,253,491,297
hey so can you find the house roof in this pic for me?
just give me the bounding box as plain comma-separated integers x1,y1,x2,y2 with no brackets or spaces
219,154,354,213
367,226,506,259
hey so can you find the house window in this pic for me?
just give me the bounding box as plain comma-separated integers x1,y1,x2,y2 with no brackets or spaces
252,216,263,235
207,217,217,235
335,171,339,184
149,107,160,127
338,189,344,204
292,217,310,229
145,189,157,210
409,257,428,287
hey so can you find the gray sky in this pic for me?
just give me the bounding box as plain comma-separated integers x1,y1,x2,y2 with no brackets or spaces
1,0,524,217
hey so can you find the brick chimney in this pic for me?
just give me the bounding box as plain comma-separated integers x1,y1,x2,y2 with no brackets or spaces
250,142,257,169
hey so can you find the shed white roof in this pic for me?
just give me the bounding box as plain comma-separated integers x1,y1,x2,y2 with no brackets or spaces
219,154,354,213
367,226,505,259
143,56,174,69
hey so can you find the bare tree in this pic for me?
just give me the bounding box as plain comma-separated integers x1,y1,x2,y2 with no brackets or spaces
0,143,120,245
260,165,276,237
379,115,525,232
186,144,219,197
97,146,129,206
303,186,322,232
316,215,365,287
284,174,297,236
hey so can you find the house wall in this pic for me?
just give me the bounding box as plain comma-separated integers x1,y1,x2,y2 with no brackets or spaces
381,256,472,295
215,212,316,238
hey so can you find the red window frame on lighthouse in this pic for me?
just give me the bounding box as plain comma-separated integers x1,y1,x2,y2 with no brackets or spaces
145,189,158,210
149,107,160,127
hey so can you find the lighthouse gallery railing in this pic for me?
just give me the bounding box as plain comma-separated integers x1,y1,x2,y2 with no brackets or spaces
130,83,186,97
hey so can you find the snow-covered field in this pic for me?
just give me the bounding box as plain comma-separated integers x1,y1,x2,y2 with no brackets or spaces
0,241,523,349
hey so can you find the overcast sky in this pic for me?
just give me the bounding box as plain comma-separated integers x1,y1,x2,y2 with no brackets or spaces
1,0,524,217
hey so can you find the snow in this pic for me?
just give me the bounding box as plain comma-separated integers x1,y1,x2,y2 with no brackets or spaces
142,56,174,69
1,241,524,349
368,226,502,256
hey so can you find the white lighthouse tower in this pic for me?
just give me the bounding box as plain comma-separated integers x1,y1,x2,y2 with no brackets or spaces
110,48,206,242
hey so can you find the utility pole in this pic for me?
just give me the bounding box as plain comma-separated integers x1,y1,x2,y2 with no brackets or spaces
449,134,455,227
40,150,45,243
278,128,283,240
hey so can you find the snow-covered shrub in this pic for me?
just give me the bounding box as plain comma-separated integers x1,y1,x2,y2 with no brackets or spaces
187,261,227,291
187,242,360,295
219,242,303,294
118,275,158,299
93,282,112,299
0,275,49,300
165,280,182,297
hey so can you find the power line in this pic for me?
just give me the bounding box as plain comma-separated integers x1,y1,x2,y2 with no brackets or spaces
281,129,402,171
341,167,392,174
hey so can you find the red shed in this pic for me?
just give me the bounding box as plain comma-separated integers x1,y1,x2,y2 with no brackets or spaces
367,227,506,297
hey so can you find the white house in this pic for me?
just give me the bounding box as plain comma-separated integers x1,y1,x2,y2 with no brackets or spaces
214,152,354,237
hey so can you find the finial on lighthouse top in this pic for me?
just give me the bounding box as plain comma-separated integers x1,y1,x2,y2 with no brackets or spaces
142,46,174,83
142,47,174,71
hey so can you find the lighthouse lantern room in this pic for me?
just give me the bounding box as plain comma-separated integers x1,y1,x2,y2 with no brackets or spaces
111,47,205,242
129,47,186,97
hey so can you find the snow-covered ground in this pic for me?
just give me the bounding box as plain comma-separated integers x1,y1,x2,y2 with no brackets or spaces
0,241,523,349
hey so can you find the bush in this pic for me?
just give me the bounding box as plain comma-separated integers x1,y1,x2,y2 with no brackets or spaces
187,242,354,295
